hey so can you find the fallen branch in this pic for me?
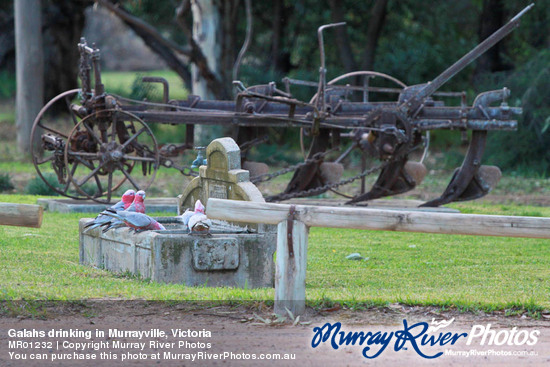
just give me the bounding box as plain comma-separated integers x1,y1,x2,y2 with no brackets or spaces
0,203,43,228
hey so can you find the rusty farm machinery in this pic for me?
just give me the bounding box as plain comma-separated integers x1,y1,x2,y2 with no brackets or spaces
30,5,533,205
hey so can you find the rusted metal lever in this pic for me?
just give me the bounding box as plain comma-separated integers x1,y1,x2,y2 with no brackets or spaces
287,205,297,257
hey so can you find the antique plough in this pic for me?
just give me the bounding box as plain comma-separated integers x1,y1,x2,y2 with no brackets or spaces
30,5,532,205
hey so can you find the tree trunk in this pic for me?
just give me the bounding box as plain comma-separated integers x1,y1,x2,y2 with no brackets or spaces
328,0,357,73
42,0,88,103
361,0,389,71
0,10,15,71
15,0,43,154
190,0,222,100
474,0,510,78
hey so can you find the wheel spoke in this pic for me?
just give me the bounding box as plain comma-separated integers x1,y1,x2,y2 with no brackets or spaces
94,174,103,198
123,155,157,162
67,151,101,159
334,142,357,163
110,120,118,143
120,127,147,150
72,154,95,170
64,96,79,126
118,162,140,190
35,155,55,165
81,121,102,145
37,123,68,138
106,171,113,202
63,161,79,193
77,160,107,187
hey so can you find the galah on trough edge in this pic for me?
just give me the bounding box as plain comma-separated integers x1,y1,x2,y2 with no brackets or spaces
178,199,205,226
126,190,146,213
187,200,212,235
83,189,135,232
101,189,146,232
102,209,166,232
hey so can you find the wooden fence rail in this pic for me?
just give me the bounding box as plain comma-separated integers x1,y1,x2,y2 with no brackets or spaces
206,198,550,315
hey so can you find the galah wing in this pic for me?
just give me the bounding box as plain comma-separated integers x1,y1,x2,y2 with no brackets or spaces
84,189,135,232
178,209,194,226
178,200,206,227
102,210,165,232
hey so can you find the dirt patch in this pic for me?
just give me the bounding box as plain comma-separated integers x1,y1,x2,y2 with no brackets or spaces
1,302,549,366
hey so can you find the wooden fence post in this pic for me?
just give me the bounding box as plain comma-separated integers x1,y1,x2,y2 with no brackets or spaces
275,218,309,316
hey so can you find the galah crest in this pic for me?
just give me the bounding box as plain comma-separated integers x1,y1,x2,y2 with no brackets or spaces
83,189,135,232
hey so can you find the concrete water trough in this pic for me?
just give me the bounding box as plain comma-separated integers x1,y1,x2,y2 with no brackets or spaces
79,218,276,288
78,137,276,289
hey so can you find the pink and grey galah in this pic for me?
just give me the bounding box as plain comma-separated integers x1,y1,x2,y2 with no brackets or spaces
187,200,212,234
101,189,147,232
178,199,205,226
102,210,166,232
126,190,146,213
83,189,135,232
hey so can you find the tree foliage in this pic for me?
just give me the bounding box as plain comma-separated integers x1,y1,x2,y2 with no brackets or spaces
2,0,548,174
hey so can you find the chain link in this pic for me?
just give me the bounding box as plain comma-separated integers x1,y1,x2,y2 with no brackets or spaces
250,147,339,184
264,160,387,202
264,142,418,202
160,160,198,177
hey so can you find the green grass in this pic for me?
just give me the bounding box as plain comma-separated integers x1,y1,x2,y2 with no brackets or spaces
0,161,37,173
0,194,549,315
0,110,15,124
101,70,188,101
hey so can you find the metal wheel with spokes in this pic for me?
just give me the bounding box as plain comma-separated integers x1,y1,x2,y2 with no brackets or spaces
64,109,159,203
30,89,90,199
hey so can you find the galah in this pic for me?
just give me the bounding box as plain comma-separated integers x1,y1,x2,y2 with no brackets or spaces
83,189,135,232
102,210,166,232
187,200,212,235
126,190,146,213
177,199,205,226
101,189,146,232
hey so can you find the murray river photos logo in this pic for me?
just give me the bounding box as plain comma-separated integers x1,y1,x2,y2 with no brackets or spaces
310,318,540,359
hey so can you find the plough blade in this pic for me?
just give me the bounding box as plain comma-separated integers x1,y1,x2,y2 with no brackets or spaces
422,165,501,207
283,130,331,195
421,130,500,207
347,159,427,204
